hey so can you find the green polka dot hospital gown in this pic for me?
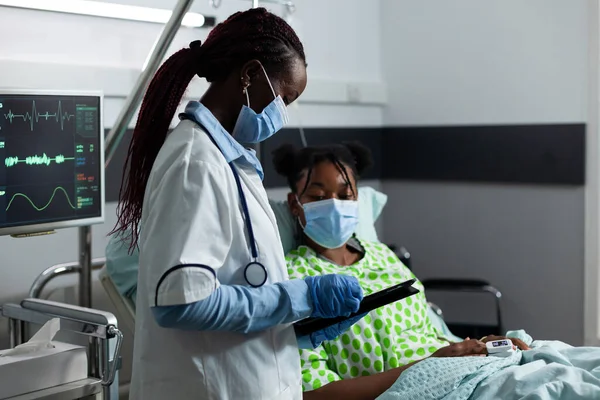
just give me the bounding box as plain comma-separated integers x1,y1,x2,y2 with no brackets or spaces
286,238,453,392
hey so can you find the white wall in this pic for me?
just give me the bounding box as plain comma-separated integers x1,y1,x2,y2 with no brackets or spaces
586,0,600,347
0,0,386,347
0,0,386,130
382,0,587,126
381,0,589,344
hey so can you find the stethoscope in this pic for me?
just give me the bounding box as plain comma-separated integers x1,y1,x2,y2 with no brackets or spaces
182,114,268,288
227,161,268,288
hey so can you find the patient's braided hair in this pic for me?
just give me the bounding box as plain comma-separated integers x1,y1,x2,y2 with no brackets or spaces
272,142,373,196
113,8,306,250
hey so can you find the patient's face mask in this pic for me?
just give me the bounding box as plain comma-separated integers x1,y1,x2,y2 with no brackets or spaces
298,197,359,249
232,66,289,144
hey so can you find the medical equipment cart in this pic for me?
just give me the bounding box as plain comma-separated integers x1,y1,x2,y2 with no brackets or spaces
1,299,122,400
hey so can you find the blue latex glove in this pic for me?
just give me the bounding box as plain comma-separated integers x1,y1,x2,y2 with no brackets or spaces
297,313,368,349
152,279,313,333
304,274,363,318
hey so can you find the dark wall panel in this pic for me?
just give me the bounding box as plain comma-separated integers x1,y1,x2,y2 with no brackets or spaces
382,124,585,185
103,124,586,202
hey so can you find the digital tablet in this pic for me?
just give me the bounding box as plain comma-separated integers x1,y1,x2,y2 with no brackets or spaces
294,278,419,336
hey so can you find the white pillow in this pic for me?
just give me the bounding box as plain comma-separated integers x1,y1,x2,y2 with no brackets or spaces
269,186,388,254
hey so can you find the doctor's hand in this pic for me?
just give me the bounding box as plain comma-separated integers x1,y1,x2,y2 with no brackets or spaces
304,274,363,319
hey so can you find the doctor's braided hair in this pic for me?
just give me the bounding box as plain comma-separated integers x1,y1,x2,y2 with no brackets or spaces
113,8,305,250
272,142,373,196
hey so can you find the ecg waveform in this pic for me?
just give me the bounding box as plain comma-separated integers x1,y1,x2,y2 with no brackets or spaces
4,186,76,212
4,153,75,167
3,100,75,131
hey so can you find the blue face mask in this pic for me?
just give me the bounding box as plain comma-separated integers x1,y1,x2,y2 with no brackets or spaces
299,198,359,249
232,66,289,144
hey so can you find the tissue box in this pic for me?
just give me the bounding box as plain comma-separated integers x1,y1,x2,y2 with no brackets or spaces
0,342,88,399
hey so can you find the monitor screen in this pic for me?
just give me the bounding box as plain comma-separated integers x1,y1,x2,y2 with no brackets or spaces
0,90,104,236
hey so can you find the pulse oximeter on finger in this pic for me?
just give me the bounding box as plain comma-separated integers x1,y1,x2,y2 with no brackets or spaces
486,339,516,358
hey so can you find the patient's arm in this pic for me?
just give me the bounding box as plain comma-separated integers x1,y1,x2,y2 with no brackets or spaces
303,339,488,400
303,362,419,400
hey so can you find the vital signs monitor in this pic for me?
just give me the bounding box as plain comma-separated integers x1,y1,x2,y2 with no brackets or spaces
0,89,104,236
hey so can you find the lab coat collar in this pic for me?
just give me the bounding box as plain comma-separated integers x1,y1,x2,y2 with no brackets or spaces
180,101,264,180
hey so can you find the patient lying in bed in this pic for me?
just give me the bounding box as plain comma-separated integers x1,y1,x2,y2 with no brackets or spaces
273,142,600,400
106,140,600,399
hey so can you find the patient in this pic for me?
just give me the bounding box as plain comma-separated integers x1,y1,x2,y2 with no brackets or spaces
107,140,599,398
272,142,529,399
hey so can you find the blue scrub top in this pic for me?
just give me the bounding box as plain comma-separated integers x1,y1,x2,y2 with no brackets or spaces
105,232,139,305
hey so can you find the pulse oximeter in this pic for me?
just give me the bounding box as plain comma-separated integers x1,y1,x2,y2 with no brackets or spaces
486,339,516,358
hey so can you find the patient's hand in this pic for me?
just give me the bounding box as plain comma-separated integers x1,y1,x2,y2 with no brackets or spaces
430,339,487,358
481,335,531,351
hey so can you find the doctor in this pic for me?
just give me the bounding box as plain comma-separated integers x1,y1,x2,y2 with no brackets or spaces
111,8,364,400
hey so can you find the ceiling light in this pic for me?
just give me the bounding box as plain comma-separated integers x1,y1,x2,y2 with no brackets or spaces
0,0,206,28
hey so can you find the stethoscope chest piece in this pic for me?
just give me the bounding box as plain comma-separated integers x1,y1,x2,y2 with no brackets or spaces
244,262,268,287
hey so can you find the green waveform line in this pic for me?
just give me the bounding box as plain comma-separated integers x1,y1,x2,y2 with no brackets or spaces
5,186,76,212
4,153,75,167
3,100,75,131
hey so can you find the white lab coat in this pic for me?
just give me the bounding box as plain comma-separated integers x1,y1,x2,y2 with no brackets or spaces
129,120,302,400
